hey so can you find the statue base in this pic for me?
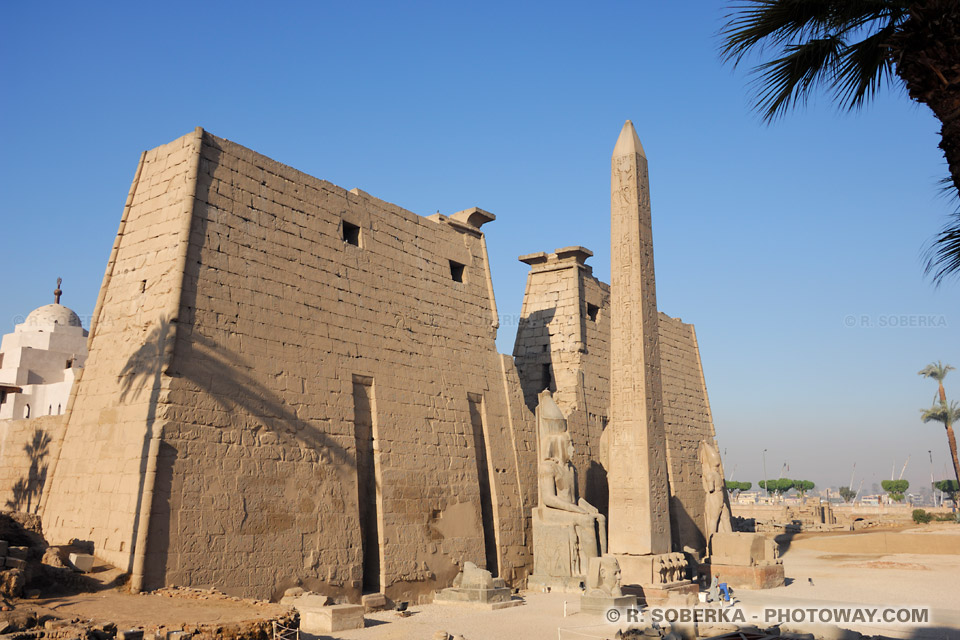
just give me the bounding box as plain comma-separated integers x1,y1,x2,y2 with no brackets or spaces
434,586,523,610
697,562,784,590
614,552,698,605
620,581,698,606
527,574,585,593
579,594,638,615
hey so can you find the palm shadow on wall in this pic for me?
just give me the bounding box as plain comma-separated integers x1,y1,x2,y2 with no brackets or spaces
117,309,355,589
6,428,52,513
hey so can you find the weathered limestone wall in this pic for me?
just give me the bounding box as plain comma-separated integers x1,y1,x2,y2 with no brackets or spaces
42,133,200,572
513,249,609,513
659,316,717,552
514,251,718,553
53,130,540,601
0,415,65,514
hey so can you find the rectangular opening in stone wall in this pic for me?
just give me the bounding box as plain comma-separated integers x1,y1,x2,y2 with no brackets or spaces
467,393,498,576
586,303,599,322
352,375,382,593
541,363,553,393
449,260,465,283
342,221,361,247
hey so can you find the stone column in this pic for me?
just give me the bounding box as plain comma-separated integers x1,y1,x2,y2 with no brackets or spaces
607,121,672,567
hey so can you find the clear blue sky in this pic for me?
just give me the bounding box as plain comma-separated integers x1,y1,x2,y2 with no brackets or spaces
2,2,957,495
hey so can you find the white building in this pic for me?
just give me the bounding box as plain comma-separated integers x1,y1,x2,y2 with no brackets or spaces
0,283,88,420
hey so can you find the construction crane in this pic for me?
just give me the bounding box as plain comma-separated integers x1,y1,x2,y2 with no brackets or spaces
898,456,910,481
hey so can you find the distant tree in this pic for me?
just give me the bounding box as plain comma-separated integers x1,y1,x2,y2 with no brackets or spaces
726,480,752,497
881,479,910,502
794,480,815,498
759,478,794,495
838,486,857,503
934,479,960,504
919,362,960,487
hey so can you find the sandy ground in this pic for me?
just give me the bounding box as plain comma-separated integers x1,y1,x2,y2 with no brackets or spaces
323,531,960,640
30,591,289,628
11,528,959,639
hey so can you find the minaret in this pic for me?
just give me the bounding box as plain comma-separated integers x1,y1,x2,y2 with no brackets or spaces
607,121,672,561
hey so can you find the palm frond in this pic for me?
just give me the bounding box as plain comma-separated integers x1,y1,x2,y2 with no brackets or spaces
924,210,960,285
720,0,907,65
921,401,960,425
918,361,955,380
720,0,910,122
832,25,898,110
752,36,844,120
720,0,838,65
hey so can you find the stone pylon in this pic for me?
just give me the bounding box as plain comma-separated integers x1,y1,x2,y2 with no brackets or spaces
607,121,672,566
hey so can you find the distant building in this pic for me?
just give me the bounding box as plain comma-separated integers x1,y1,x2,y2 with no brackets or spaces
0,281,87,420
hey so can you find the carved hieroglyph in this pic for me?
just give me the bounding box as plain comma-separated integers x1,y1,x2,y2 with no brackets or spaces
533,392,606,579
607,120,671,557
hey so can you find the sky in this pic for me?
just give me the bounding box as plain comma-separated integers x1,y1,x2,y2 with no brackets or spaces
2,2,958,496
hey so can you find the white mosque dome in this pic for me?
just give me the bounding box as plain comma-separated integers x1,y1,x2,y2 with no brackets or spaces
24,304,83,328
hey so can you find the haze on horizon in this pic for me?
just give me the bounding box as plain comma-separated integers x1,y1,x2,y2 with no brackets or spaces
1,2,957,497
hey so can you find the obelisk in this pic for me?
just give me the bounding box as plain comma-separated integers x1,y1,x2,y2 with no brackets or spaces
607,120,672,579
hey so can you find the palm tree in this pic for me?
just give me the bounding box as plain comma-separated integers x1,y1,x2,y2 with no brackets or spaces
919,360,955,404
720,1,960,283
918,362,959,486
921,400,960,486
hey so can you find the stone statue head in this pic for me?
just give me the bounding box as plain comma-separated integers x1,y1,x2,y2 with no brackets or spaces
587,556,622,597
698,440,722,470
537,391,568,458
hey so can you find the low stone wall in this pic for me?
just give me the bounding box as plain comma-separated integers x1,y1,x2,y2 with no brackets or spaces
0,416,65,514
732,502,836,530
791,531,960,555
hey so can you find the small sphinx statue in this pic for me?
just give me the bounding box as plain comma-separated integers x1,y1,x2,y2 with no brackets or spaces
452,561,504,590
532,392,606,583
436,561,511,605
699,440,733,537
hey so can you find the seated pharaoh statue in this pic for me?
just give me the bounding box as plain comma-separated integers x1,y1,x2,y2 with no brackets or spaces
531,392,607,588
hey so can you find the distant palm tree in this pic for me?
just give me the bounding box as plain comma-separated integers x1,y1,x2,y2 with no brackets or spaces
921,400,960,486
720,1,960,283
919,361,955,404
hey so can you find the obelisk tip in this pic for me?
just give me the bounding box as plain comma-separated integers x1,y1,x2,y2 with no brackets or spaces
612,120,645,158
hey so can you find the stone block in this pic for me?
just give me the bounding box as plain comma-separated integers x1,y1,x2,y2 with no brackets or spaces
299,603,364,635
118,631,144,640
435,586,511,605
709,532,778,567
8,546,28,560
361,592,387,612
579,594,637,615
69,553,95,572
527,574,584,593
0,541,8,555
624,582,699,606
4,557,27,570
697,562,785,590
